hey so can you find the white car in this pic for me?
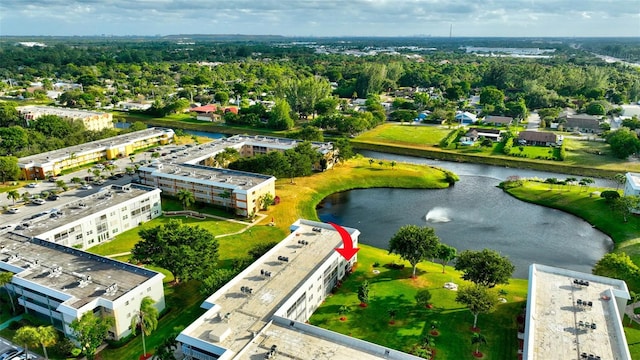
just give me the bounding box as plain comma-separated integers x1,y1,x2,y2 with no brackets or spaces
93,164,105,170
26,183,39,188
7,208,20,214
31,198,46,205
81,184,93,190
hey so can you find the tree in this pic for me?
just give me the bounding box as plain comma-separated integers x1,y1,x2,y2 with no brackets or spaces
131,219,219,283
154,334,179,360
6,190,20,205
388,225,441,278
390,161,396,170
214,91,229,105
585,102,606,115
614,173,627,190
130,296,159,358
36,325,58,360
471,332,488,356
334,138,354,164
480,86,505,110
55,179,67,192
611,196,640,222
455,284,499,329
0,102,20,127
176,189,195,210
260,193,275,210
433,243,457,273
338,305,350,321
0,272,16,314
129,121,147,132
0,156,20,184
606,128,640,159
593,252,640,284
70,312,115,360
357,280,370,307
579,177,595,192
415,289,432,308
213,148,240,168
268,99,295,130
454,249,515,288
14,326,39,358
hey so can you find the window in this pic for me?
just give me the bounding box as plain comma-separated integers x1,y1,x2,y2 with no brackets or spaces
122,214,128,220
125,300,129,306
147,287,151,292
86,230,93,236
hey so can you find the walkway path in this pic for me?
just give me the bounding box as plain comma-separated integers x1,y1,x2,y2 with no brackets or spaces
625,302,640,325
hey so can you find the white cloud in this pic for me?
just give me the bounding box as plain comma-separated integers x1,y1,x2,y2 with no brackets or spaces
0,0,638,36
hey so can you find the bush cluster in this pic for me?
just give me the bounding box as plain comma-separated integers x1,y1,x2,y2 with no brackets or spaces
439,128,464,149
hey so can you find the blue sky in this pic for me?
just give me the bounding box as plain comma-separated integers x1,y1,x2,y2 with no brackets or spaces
1,0,639,37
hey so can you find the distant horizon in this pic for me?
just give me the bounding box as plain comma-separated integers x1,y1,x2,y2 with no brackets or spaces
4,34,639,40
1,0,638,38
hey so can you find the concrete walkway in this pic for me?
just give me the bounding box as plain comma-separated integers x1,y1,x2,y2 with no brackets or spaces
0,314,22,330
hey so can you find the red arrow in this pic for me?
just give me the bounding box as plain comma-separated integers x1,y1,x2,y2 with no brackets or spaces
329,222,360,261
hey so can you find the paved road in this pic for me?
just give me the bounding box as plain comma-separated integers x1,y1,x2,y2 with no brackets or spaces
526,111,540,130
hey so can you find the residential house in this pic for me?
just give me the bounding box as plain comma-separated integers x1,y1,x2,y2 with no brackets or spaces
466,128,504,142
455,111,478,125
190,104,239,122
562,114,602,134
484,115,513,127
518,131,558,146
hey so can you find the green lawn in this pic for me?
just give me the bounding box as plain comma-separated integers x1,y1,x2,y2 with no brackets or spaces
309,244,528,360
357,123,450,146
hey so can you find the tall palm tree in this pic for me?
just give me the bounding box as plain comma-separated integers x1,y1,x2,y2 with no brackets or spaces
14,326,39,358
131,296,159,358
176,189,195,210
471,332,487,355
6,190,20,205
36,325,58,359
0,272,15,314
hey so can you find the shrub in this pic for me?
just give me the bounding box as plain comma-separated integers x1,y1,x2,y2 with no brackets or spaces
600,190,621,203
503,137,514,155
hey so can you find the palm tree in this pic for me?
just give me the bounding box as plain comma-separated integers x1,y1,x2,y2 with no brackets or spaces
6,190,20,205
471,332,487,356
176,189,195,210
130,296,159,358
36,325,58,359
338,305,350,321
14,326,39,359
0,272,15,314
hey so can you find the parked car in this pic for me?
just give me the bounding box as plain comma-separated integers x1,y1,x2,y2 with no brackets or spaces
7,208,20,214
108,175,119,180
93,164,105,170
48,176,58,182
10,353,34,360
116,173,125,178
31,198,46,205
0,224,16,231
80,184,93,190
47,194,60,201
26,183,38,188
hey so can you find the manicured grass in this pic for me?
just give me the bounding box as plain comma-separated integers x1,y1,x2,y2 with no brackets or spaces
622,316,640,359
357,123,450,146
309,244,528,359
88,215,249,256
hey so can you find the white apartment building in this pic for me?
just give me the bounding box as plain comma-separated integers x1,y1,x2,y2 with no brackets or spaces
12,184,162,249
137,163,275,217
177,219,423,360
18,127,174,180
523,264,631,360
17,105,114,132
0,231,165,341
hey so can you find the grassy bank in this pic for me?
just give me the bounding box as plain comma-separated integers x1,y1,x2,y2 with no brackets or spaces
259,156,453,232
310,244,528,359
353,123,640,178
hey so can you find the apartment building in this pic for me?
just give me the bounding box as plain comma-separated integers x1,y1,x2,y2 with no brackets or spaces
0,231,165,341
177,219,421,360
137,163,275,217
18,127,174,180
17,105,114,132
11,184,162,249
522,264,631,360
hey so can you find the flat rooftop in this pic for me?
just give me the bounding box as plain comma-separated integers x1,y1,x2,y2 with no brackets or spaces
527,264,630,360
141,163,273,191
0,232,158,308
180,221,352,355
242,322,399,360
19,127,174,165
17,105,108,119
13,184,160,238
165,134,333,165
